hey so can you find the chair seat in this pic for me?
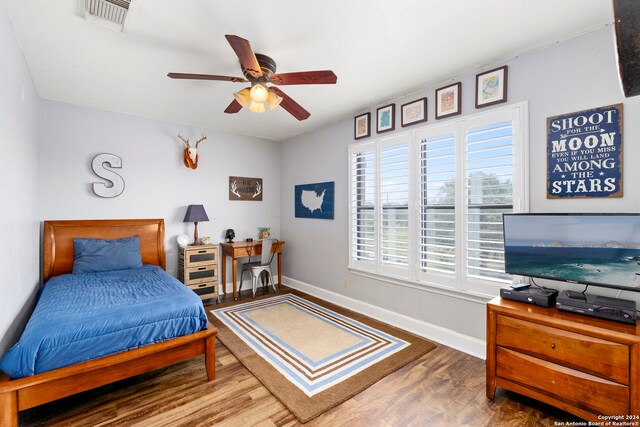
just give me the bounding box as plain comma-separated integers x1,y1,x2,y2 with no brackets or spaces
243,261,266,269
239,238,278,298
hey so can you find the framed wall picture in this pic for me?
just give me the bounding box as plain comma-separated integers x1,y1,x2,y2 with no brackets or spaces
401,97,427,127
354,112,371,140
435,82,461,119
376,104,395,133
475,65,508,108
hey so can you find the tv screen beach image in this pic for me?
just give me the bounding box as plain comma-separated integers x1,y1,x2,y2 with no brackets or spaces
503,215,640,288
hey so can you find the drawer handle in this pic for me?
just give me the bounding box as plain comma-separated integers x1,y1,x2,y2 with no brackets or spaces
551,343,556,349
198,250,206,254
197,284,206,288
198,267,206,271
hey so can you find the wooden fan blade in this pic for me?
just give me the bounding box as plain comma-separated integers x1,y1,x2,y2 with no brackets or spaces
225,35,262,78
270,70,337,86
167,73,248,83
270,87,310,121
224,99,243,114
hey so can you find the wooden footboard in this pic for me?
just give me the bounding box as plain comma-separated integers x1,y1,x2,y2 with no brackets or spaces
0,219,218,426
0,323,217,427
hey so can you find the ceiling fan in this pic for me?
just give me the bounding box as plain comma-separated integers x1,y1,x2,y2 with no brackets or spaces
168,35,338,121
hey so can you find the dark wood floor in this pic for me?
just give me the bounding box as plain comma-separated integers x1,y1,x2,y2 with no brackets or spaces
20,288,579,426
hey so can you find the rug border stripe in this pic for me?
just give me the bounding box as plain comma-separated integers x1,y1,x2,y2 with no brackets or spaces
213,294,410,395
210,290,437,423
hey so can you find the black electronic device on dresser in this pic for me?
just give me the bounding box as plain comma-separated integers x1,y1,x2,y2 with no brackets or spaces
556,290,637,324
500,286,558,307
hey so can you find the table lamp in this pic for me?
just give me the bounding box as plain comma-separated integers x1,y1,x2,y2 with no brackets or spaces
183,204,209,245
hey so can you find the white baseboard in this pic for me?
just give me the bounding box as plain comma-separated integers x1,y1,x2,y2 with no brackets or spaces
219,278,256,295
282,275,486,360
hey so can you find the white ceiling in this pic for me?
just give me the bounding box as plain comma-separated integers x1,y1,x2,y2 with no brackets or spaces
3,0,613,141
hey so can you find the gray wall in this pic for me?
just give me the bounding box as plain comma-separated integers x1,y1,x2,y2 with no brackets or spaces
39,101,281,280
279,26,640,349
3,21,640,359
0,3,42,355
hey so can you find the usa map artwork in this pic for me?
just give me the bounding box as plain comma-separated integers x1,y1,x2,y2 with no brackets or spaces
295,181,335,219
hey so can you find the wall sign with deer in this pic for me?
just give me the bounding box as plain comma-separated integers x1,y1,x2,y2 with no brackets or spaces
228,176,263,201
177,133,207,169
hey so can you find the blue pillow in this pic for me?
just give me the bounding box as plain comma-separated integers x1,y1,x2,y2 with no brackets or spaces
72,236,143,274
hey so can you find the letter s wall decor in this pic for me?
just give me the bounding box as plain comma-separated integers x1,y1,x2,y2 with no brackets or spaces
91,153,125,198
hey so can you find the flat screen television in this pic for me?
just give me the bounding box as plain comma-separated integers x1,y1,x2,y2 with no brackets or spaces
503,213,640,292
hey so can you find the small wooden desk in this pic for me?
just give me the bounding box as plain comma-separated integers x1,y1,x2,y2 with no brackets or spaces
220,240,285,300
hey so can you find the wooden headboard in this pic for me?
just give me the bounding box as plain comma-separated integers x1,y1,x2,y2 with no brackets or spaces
43,219,166,282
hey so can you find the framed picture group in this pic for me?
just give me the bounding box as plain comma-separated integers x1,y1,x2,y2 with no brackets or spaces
353,65,509,139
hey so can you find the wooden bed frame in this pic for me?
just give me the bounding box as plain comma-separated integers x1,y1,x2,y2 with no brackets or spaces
0,219,218,427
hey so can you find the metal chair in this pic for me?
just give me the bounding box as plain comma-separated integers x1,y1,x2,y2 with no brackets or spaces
239,238,278,298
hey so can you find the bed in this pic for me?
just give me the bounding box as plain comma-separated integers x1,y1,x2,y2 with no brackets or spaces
0,219,218,427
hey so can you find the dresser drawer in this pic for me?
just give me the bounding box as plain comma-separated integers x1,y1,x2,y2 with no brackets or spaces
496,315,629,384
496,347,629,416
188,282,217,300
180,247,217,267
183,265,217,285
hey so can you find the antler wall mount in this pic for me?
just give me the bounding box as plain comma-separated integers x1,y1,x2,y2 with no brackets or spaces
177,133,207,170
168,35,337,121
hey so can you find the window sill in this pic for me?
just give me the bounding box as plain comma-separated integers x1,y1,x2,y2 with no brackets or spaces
348,266,498,305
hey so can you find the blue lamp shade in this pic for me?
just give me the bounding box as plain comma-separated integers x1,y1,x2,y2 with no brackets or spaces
183,205,209,245
183,205,209,223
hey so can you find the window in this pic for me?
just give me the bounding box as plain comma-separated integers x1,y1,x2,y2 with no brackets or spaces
349,102,528,296
380,137,410,267
420,133,456,275
464,121,514,283
350,142,376,263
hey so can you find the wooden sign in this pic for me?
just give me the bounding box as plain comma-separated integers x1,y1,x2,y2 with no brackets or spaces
547,104,623,199
229,176,263,201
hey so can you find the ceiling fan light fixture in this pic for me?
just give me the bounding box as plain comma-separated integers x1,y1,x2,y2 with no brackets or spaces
249,101,266,113
169,35,334,121
249,83,269,103
233,88,251,107
266,90,283,110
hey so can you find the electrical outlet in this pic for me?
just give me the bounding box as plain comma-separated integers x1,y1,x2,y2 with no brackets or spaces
343,278,349,287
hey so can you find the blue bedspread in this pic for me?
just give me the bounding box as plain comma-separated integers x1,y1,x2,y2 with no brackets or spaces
0,265,208,378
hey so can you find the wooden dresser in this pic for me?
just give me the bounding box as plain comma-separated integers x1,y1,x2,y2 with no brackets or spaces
487,297,640,421
178,245,219,303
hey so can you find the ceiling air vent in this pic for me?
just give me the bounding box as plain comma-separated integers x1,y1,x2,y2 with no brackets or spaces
84,0,131,31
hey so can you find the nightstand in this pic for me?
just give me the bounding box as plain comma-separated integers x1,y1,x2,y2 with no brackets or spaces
178,244,219,303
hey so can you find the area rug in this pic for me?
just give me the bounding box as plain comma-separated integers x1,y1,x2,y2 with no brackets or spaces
210,291,436,423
